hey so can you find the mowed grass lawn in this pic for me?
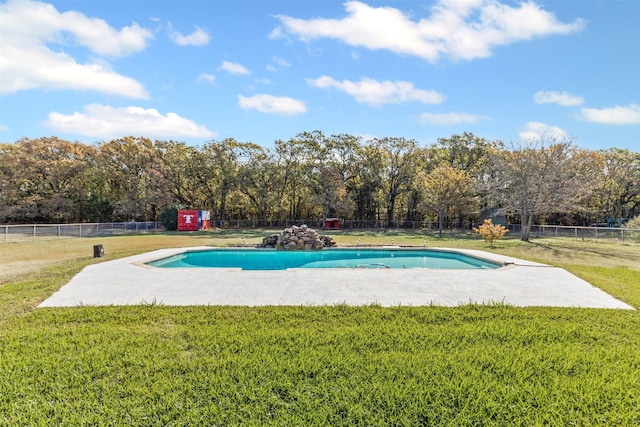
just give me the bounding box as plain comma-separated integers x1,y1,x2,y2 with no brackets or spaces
1,230,639,426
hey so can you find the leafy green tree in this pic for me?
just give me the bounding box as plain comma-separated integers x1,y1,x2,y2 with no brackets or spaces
351,143,384,223
370,137,419,227
200,139,251,226
0,137,95,223
273,135,319,220
625,216,640,228
429,133,504,228
95,137,168,221
415,164,476,237
432,132,496,174
590,148,640,222
237,145,280,223
4,130,638,231
155,140,207,208
300,132,360,223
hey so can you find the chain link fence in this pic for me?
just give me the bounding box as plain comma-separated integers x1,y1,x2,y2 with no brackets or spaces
213,219,436,230
506,224,640,244
2,221,638,244
1,222,161,243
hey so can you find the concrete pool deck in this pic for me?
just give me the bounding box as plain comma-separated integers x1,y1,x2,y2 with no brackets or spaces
38,247,634,309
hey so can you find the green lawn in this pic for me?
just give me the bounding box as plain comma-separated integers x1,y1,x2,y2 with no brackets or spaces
1,230,639,425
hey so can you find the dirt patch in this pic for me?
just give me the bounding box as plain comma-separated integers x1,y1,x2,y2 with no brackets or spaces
0,260,54,281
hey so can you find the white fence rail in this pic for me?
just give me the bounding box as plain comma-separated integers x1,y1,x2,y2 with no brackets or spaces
506,224,640,243
1,221,638,244
1,222,161,243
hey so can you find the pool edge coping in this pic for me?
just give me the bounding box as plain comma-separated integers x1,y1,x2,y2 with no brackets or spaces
38,246,635,310
135,246,542,271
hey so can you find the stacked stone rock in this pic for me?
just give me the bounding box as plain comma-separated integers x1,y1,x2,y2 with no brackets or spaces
318,234,336,248
257,234,279,248
256,224,336,250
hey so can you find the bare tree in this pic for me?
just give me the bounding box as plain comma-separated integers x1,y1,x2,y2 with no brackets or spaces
488,137,591,241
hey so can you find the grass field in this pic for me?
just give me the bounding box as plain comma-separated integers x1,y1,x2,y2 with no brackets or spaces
1,230,639,425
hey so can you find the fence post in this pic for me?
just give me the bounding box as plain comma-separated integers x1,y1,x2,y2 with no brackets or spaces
621,229,624,243
33,224,36,242
58,225,60,239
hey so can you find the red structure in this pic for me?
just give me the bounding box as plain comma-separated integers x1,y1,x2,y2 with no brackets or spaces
199,210,211,230
177,210,211,231
178,210,199,231
324,218,341,230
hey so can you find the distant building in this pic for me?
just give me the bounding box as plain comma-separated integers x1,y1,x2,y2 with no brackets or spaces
324,218,341,230
480,208,506,225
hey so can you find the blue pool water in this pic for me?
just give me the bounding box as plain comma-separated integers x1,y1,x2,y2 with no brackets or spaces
147,249,502,270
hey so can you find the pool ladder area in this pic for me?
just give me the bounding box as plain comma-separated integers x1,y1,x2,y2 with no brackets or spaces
355,263,391,269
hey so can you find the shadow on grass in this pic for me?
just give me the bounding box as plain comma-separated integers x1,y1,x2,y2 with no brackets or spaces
527,238,635,264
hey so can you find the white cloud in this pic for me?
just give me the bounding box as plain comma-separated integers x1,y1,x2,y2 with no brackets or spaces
238,94,306,115
0,124,8,131
307,76,444,106
0,0,152,97
1,47,149,97
273,0,585,62
267,56,291,72
218,61,251,75
268,26,285,40
198,73,216,85
519,121,570,141
45,104,215,139
273,57,291,68
267,57,291,72
579,104,640,125
420,112,488,125
534,91,584,106
168,23,210,46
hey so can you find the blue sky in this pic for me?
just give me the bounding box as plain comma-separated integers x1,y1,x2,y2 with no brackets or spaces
1,0,638,151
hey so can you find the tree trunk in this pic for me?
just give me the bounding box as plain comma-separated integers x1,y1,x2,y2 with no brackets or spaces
219,190,227,228
387,194,396,228
438,208,444,238
521,212,532,241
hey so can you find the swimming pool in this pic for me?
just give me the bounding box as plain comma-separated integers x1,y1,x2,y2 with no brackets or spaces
146,248,502,270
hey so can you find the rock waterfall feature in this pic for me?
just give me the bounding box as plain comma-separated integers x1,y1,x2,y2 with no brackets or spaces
257,224,336,250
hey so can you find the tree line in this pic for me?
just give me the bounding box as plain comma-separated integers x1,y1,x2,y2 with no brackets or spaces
1,131,638,241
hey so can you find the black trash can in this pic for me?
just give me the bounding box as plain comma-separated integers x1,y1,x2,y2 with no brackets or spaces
93,244,104,258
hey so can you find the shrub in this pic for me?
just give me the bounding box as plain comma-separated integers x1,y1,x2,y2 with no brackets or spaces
473,219,509,247
158,205,184,231
625,216,640,229
624,216,640,239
